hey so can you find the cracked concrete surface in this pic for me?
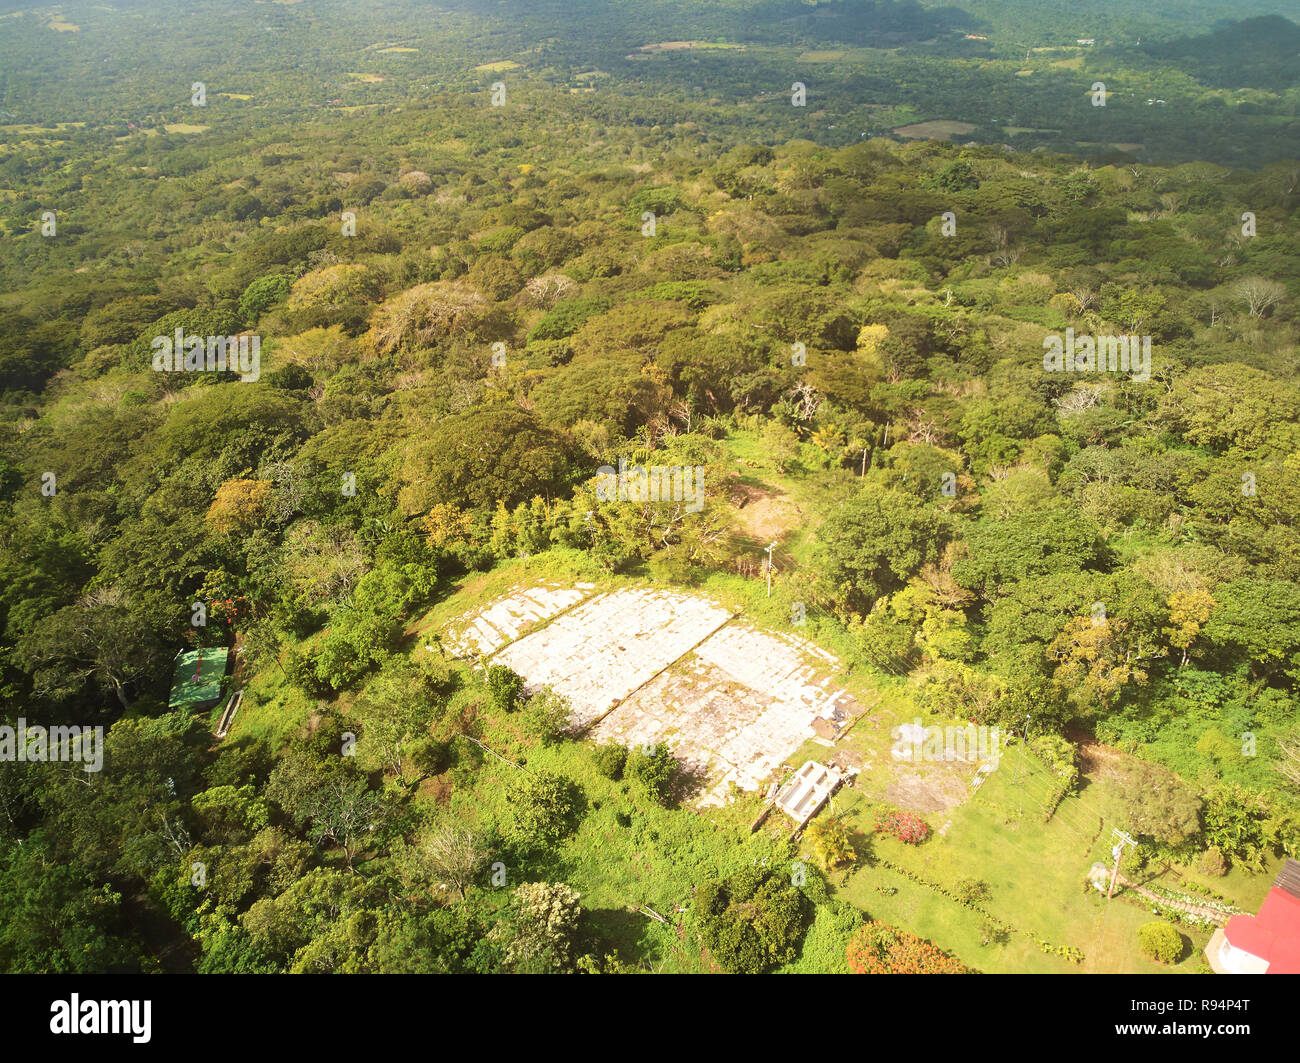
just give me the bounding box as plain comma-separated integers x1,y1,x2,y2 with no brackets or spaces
444,585,868,806
443,582,592,658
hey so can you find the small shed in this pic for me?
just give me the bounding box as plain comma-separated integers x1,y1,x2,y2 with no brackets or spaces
775,760,843,827
168,647,231,712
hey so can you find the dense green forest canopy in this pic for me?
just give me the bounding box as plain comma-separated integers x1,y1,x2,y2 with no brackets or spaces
1,0,1298,168
0,0,1297,975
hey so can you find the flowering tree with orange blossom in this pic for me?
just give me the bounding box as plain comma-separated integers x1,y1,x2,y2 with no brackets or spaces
846,921,972,974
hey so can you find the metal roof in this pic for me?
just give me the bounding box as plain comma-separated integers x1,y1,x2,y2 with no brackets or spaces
168,647,230,709
1275,858,1300,901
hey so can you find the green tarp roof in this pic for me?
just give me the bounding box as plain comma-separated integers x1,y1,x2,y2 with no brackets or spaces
168,647,230,709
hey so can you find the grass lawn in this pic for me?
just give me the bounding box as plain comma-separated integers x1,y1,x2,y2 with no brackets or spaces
814,739,1275,973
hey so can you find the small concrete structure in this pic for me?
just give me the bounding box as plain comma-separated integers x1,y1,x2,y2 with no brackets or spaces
215,689,243,739
774,761,843,826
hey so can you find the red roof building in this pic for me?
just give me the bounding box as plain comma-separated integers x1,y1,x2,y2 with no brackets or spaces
1206,859,1300,974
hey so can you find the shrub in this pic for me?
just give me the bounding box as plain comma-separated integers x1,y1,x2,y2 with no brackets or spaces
1198,846,1228,877
486,665,525,713
592,743,628,780
979,919,1010,947
805,818,855,872
625,743,679,805
954,877,991,905
525,686,571,746
874,809,930,845
1137,921,1184,964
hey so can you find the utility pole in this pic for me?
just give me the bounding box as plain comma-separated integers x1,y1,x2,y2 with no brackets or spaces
765,542,776,597
1106,829,1137,901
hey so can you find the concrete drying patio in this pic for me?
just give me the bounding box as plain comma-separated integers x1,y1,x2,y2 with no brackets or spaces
492,587,734,730
442,582,592,658
443,584,868,806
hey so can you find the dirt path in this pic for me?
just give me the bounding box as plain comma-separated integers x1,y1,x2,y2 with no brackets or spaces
1116,874,1230,926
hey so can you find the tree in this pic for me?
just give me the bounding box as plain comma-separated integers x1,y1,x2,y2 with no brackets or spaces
355,670,438,776
190,784,270,846
1047,615,1149,716
0,835,141,973
467,254,524,301
1110,761,1202,848
228,192,265,221
402,823,491,899
1279,725,1300,791
494,881,583,973
1201,785,1287,871
398,409,575,515
762,420,800,472
505,772,582,848
278,264,383,335
1164,589,1215,666
368,905,484,974
1203,578,1300,685
266,750,389,869
206,479,273,534
954,506,1107,600
13,586,166,711
282,521,369,608
1137,921,1184,964
815,483,947,617
364,281,502,354
846,921,970,974
0,309,69,392
239,274,291,323
240,866,374,970
694,865,812,973
1230,276,1285,318
529,359,669,437
1159,365,1300,457
38,711,210,881
299,775,387,869
527,296,610,342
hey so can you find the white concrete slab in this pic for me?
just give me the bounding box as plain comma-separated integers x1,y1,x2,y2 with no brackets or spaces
490,587,733,729
443,583,590,658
